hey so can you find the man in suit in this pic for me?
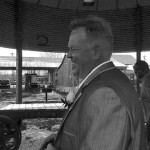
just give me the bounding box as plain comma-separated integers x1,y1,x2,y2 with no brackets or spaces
39,16,146,150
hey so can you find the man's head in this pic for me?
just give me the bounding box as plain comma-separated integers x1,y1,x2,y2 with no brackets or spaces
133,60,149,80
67,15,113,80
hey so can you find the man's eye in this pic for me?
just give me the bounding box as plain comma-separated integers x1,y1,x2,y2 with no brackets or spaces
70,48,78,52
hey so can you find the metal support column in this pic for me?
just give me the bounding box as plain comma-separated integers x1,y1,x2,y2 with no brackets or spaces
135,5,142,95
15,0,22,104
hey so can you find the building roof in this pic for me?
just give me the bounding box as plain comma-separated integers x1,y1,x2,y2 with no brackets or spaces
0,54,137,70
112,54,136,65
57,55,130,70
0,56,62,69
110,57,127,69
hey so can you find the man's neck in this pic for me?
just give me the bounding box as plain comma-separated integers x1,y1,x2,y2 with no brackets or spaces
79,60,111,87
79,59,109,81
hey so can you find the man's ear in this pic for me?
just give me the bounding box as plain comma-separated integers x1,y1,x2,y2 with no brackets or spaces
91,45,101,59
143,68,149,75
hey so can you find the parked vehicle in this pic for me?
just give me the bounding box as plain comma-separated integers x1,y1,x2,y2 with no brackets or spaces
0,79,11,89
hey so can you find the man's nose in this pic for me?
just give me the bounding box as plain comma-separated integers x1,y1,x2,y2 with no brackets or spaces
67,50,72,58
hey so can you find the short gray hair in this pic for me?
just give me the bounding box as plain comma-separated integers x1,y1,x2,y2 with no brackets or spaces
69,15,113,59
70,15,112,42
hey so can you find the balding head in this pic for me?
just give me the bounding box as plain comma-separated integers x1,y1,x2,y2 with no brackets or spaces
134,60,149,79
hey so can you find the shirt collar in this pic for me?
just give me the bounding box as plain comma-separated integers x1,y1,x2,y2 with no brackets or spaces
78,60,111,88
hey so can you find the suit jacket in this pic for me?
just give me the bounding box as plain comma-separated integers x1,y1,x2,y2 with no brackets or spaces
54,62,146,150
140,71,150,121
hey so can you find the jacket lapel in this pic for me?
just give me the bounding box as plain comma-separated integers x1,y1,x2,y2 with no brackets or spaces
55,61,116,141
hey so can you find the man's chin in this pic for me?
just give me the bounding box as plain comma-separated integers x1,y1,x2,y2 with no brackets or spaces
72,71,79,77
137,77,142,83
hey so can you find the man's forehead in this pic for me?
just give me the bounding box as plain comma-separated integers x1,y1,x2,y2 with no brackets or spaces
71,29,86,40
71,27,86,34
68,28,87,47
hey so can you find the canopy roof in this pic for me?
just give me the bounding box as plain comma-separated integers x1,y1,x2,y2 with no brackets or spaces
22,0,150,11
0,0,150,53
